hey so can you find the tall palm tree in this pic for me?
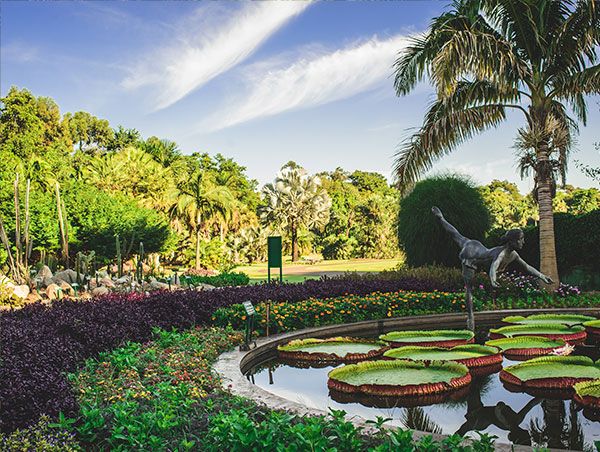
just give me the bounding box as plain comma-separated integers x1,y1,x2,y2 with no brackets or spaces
393,0,599,287
172,171,235,269
261,166,331,262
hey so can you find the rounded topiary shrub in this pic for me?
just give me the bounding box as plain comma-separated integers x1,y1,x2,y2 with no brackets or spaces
398,175,490,267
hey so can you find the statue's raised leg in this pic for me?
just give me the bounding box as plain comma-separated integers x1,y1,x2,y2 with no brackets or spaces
462,265,475,331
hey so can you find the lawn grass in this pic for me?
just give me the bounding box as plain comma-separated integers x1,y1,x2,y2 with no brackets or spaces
233,257,403,283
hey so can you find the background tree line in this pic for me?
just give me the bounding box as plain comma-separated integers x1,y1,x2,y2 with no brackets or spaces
0,87,404,271
1,87,598,273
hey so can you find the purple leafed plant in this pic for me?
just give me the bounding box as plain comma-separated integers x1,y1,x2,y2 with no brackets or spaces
0,275,449,432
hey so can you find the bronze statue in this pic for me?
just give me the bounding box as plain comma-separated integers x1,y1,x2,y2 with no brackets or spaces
432,206,553,330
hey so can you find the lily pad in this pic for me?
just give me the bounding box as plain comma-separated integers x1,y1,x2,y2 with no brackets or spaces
485,336,566,360
500,355,600,390
277,337,388,363
574,379,600,409
383,344,502,369
489,323,586,343
379,330,475,348
583,320,600,342
327,359,471,397
502,313,595,327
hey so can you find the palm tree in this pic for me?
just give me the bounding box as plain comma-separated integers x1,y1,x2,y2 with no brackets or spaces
393,0,599,287
172,171,236,269
261,166,331,262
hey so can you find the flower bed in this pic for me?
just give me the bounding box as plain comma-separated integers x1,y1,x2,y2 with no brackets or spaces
212,291,600,336
0,275,453,432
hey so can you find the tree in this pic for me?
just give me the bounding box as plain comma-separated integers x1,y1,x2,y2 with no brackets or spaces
172,171,236,269
398,175,490,267
64,111,113,153
108,126,141,152
393,0,599,288
479,180,536,230
261,166,331,262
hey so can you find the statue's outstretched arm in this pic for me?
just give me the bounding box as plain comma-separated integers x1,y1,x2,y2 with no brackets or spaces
431,206,468,248
514,254,553,284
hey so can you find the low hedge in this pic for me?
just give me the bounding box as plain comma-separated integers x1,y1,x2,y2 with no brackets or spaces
0,275,456,432
184,271,250,287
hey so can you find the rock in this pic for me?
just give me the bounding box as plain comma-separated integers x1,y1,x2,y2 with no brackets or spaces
26,292,42,304
35,265,53,281
92,286,110,297
100,277,115,288
41,277,54,287
97,270,109,278
59,281,73,295
12,284,30,299
53,269,79,285
46,283,60,300
150,280,170,291
195,283,215,291
115,276,131,285
0,275,16,291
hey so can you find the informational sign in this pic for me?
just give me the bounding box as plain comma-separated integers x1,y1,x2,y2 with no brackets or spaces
267,236,283,282
242,301,256,316
267,236,282,268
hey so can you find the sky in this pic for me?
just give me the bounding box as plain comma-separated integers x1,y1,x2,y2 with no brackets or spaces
1,1,599,192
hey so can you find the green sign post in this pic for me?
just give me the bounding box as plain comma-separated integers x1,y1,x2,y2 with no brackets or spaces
267,236,283,283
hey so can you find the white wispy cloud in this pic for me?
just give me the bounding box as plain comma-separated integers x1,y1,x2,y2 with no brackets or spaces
1,42,40,63
204,34,411,131
121,2,311,111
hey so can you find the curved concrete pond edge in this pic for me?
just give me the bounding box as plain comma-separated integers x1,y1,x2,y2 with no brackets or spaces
214,308,599,452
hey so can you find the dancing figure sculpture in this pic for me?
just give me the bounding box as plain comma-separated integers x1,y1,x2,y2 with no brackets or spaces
432,206,553,330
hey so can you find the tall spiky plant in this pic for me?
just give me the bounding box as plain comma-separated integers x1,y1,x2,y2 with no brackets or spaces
393,0,600,288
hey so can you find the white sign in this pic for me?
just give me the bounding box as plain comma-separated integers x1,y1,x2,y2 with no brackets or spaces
243,301,255,315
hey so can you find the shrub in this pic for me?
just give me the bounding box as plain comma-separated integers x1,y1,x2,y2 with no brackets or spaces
0,274,456,432
487,210,600,288
213,290,600,336
398,175,491,267
69,327,242,450
184,271,250,287
0,415,80,451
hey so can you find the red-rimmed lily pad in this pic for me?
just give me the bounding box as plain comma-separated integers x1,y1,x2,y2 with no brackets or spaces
379,330,475,348
500,355,600,390
485,336,566,360
573,379,600,409
583,320,600,343
488,324,586,343
502,313,595,327
383,344,502,370
277,337,388,363
327,359,471,397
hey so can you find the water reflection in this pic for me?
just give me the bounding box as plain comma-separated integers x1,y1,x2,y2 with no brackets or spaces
247,359,600,449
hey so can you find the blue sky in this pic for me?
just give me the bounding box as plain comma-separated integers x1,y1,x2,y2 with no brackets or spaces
2,1,599,191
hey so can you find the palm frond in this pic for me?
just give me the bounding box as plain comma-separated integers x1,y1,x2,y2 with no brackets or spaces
394,101,506,194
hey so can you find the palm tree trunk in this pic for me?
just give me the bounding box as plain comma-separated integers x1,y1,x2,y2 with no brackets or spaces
195,227,201,270
291,222,299,262
536,150,560,291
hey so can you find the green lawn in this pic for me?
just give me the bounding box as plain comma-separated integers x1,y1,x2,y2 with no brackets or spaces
234,257,403,283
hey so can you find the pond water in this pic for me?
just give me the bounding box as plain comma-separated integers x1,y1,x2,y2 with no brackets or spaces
246,345,600,451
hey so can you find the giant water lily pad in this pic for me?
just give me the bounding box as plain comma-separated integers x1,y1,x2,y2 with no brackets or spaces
379,330,474,348
327,359,471,397
485,336,566,360
573,379,600,409
383,344,502,370
502,313,595,327
500,355,600,390
277,337,388,363
489,323,586,343
583,320,600,342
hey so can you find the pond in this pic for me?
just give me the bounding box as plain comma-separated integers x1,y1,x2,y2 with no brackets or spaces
246,345,600,451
